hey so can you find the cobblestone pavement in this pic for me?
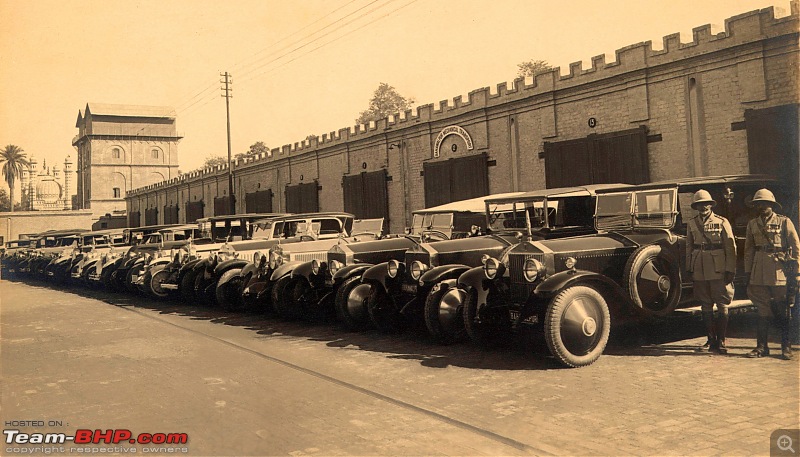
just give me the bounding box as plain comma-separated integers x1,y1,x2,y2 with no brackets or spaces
2,279,798,456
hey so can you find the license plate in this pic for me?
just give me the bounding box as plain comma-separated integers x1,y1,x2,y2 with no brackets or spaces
401,283,417,294
509,310,538,324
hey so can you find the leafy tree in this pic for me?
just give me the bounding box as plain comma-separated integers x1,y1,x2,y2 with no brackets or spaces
246,141,270,156
0,188,11,211
516,59,553,78
0,145,30,213
355,83,414,125
203,155,228,168
0,189,21,212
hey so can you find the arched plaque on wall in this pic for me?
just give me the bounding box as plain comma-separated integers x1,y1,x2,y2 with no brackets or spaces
433,125,474,158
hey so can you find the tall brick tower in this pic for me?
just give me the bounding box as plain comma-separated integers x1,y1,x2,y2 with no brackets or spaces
72,103,182,216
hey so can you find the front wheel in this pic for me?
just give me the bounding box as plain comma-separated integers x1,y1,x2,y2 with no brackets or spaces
272,276,301,319
424,285,467,344
462,289,511,347
180,268,200,303
147,266,172,299
544,285,610,368
335,276,372,331
217,269,244,311
366,283,403,333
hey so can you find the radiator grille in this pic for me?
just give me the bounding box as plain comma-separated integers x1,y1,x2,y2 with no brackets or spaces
508,253,544,284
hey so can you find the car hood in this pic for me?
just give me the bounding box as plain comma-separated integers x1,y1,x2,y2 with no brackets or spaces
406,235,516,267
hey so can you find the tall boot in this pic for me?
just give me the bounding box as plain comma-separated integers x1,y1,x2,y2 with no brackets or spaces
716,312,729,354
749,317,769,357
696,311,717,353
781,310,794,360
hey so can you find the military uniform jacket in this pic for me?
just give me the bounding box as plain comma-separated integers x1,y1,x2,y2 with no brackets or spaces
744,212,800,286
685,212,736,281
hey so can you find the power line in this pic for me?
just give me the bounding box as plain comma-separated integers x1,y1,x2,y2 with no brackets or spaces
238,0,418,86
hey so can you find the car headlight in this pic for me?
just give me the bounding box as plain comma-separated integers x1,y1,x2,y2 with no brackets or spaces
269,250,282,270
523,258,545,283
311,259,321,276
410,261,427,281
388,260,400,279
484,257,501,280
329,260,343,276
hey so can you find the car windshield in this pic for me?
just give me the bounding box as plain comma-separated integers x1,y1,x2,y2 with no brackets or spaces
487,199,561,233
252,221,275,239
409,213,454,236
211,220,246,241
596,189,676,230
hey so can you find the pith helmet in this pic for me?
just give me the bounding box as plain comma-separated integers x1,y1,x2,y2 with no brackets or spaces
691,190,716,209
750,188,782,210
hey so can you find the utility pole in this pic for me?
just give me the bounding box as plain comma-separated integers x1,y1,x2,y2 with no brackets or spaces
221,72,235,215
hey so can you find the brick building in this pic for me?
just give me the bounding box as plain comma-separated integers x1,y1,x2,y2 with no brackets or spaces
73,103,181,217
127,4,799,233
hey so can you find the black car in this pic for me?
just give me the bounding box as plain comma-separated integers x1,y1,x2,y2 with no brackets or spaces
359,186,621,338
459,175,786,367
286,193,525,329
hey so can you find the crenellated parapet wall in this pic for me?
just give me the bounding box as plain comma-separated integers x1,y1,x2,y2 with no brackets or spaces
126,2,800,230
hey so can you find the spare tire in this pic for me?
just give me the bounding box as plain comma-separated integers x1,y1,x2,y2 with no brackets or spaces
622,244,682,316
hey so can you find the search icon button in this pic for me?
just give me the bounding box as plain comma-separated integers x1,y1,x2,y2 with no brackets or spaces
778,435,795,453
773,430,800,456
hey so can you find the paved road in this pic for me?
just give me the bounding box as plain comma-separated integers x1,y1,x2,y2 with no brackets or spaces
1,279,798,456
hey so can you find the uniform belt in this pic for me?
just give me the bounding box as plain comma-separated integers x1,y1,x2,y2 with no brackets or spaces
754,245,782,253
693,244,722,251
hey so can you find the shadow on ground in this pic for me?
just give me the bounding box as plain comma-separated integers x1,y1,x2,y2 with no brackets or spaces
8,277,779,371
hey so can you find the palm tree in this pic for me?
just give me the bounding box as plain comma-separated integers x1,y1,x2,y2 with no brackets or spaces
0,145,30,213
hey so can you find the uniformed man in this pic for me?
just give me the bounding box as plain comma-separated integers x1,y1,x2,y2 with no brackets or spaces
686,190,737,354
744,188,800,360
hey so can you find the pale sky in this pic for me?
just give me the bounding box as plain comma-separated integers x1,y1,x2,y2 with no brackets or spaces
0,0,792,193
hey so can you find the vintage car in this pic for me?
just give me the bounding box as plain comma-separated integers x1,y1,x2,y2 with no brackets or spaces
1,238,33,278
360,186,619,339
101,224,186,291
17,229,85,277
119,223,210,294
285,193,524,330
258,217,385,320
210,212,374,311
68,229,127,284
167,213,287,303
458,175,786,368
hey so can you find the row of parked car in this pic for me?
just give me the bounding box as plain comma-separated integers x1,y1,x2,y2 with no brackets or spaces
1,175,786,367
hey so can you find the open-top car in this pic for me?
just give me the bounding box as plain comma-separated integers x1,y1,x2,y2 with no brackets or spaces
260,217,385,320
103,224,187,291
458,175,786,368
19,229,85,277
170,213,288,303
211,213,378,311
69,229,127,284
360,186,621,339
285,193,524,330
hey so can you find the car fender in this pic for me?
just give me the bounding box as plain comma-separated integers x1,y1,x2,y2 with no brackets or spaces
240,262,258,279
420,264,470,289
217,267,244,287
534,269,628,304
362,262,404,293
331,263,371,283
214,259,249,276
291,260,317,284
270,261,304,282
180,258,203,275
457,266,495,312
